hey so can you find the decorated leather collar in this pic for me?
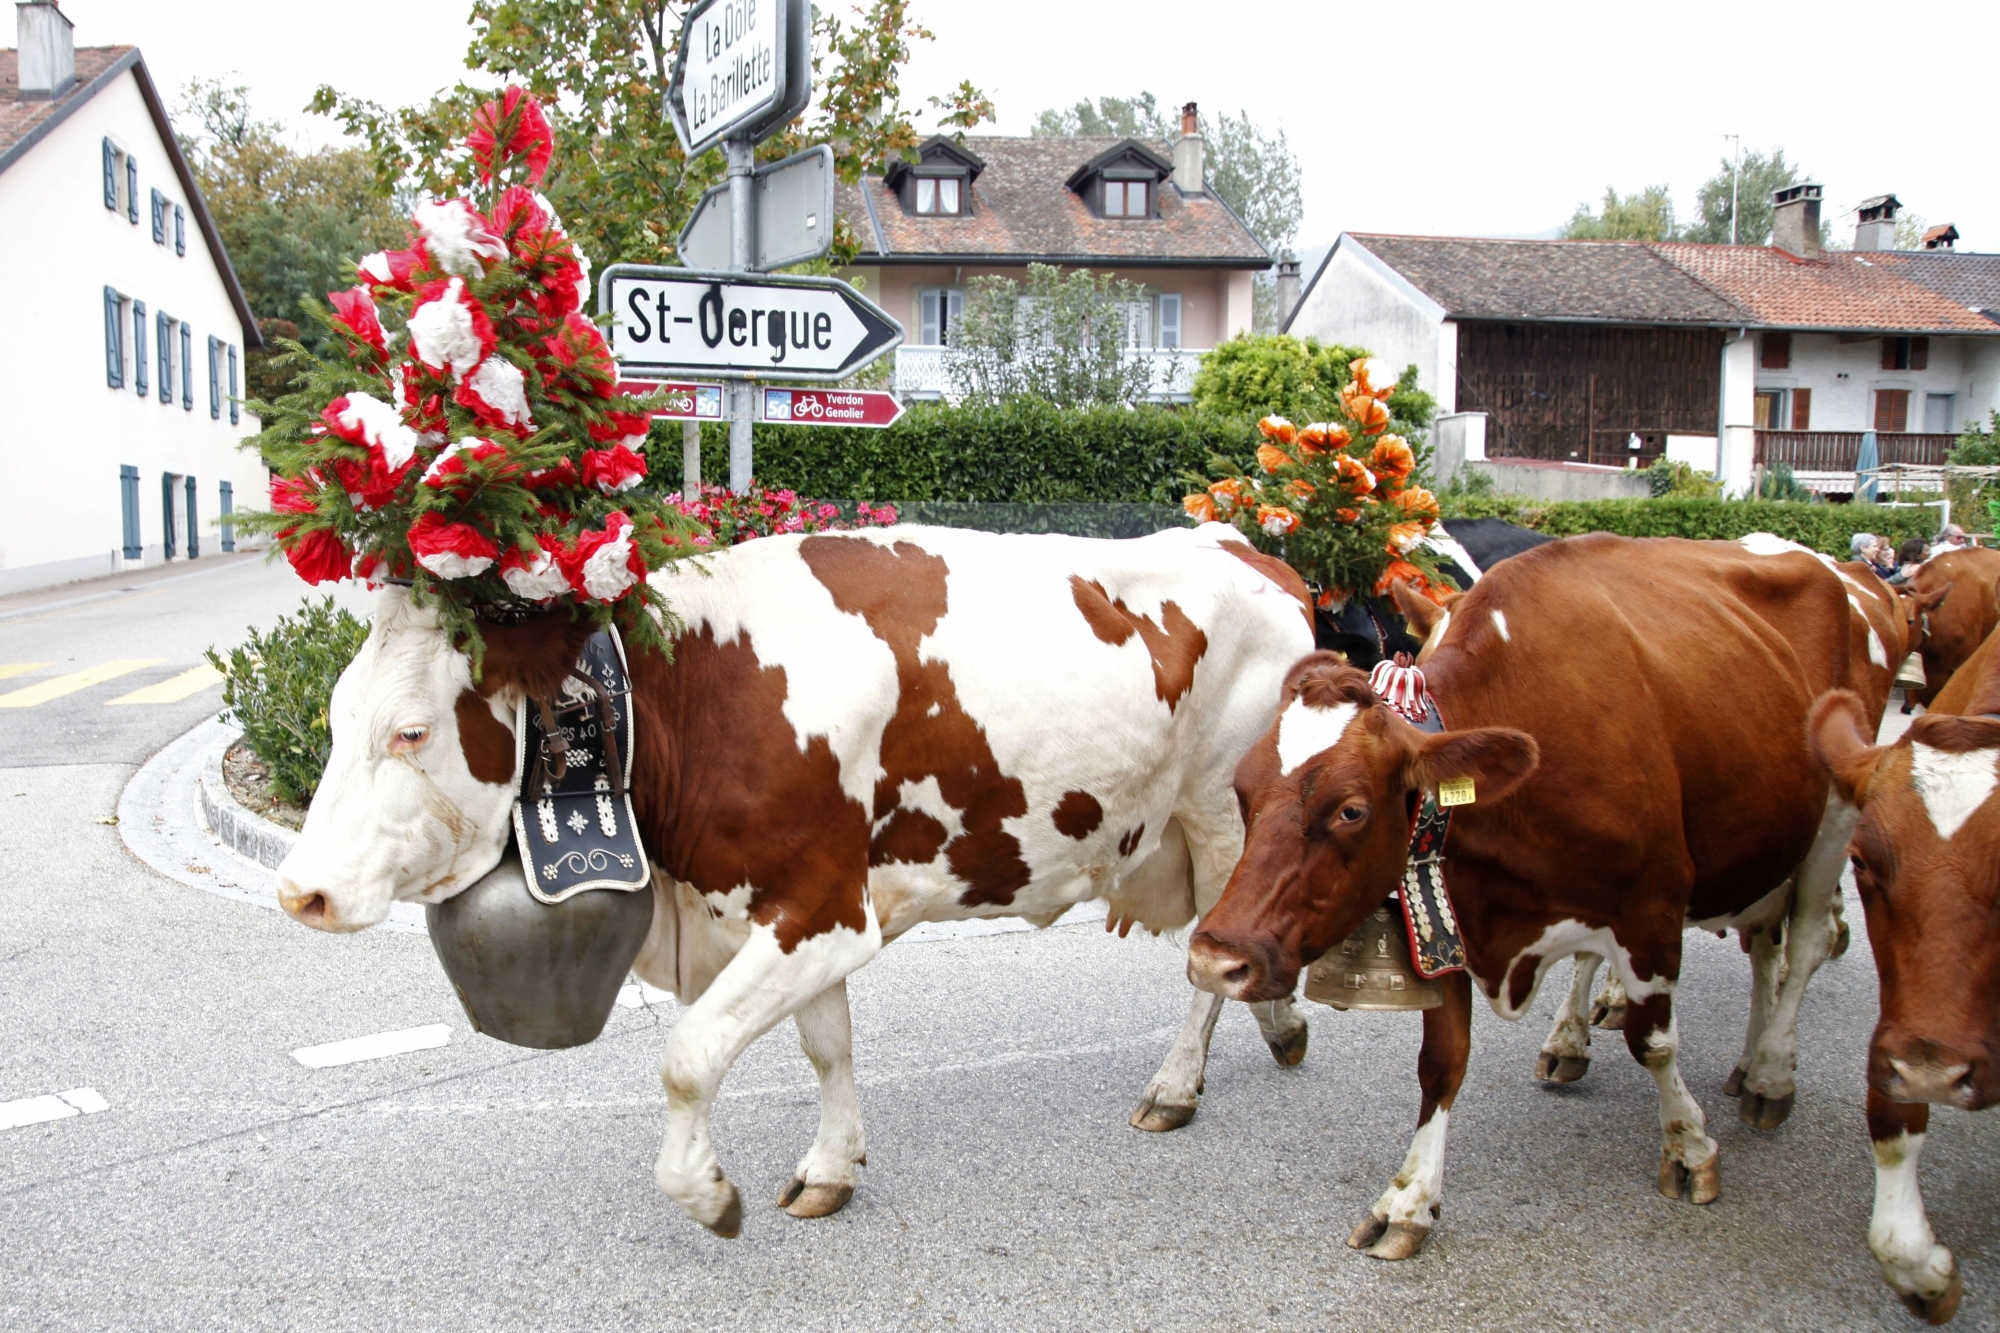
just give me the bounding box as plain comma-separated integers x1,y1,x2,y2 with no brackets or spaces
1368,657,1467,978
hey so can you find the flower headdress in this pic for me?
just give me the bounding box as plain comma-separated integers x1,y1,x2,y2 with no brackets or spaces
1185,357,1454,608
238,88,699,658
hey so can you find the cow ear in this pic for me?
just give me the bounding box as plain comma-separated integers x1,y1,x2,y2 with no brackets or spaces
1902,582,1951,612
1406,727,1539,806
1808,689,1888,805
1389,578,1457,641
1910,712,2000,755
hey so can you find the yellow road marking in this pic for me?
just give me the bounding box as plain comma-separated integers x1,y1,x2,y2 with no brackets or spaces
0,659,165,708
106,663,226,706
0,663,52,680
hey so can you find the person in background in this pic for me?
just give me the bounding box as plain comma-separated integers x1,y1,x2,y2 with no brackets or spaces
1888,536,1929,585
1867,537,1899,580
1929,524,1972,559
1851,533,1878,568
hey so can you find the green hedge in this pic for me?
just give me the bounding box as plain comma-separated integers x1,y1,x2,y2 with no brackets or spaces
1440,494,1939,557
649,400,1257,505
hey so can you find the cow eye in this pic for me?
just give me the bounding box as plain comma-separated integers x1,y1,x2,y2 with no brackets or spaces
1336,803,1368,825
392,725,430,749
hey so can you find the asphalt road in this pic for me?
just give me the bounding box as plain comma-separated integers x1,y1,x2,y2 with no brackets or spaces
3,557,1997,1331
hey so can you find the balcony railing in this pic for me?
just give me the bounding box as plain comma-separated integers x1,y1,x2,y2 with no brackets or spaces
893,345,1200,402
1754,430,1959,472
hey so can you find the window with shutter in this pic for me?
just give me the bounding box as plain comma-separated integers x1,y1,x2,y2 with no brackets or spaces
219,480,235,553
1158,293,1182,350
1760,332,1791,369
174,205,186,256
185,476,199,558
180,323,193,409
228,345,239,424
161,473,177,559
157,312,171,404
1875,389,1910,433
133,301,148,396
119,466,142,560
150,188,165,243
1791,387,1811,430
104,287,125,387
125,156,137,223
207,336,221,418
1912,337,1929,371
102,138,117,210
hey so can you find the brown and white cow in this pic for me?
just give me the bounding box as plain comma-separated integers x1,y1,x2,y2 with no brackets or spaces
1810,624,2000,1323
1184,533,1893,1259
1901,547,2000,712
275,524,1315,1234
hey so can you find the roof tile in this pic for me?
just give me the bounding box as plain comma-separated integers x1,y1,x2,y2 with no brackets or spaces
1,45,133,158
1652,243,1996,334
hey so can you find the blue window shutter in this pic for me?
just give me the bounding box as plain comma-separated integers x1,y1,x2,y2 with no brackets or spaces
207,336,221,418
185,476,199,558
120,466,142,559
161,473,176,559
219,480,234,553
174,204,186,256
157,311,170,403
228,345,239,424
102,139,117,209
150,188,165,243
180,322,193,409
104,287,124,387
126,156,138,224
133,301,148,396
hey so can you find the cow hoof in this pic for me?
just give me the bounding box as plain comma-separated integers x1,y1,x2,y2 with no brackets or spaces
1740,1091,1795,1130
1346,1213,1389,1251
702,1184,744,1239
1657,1152,1720,1205
1723,1066,1746,1097
1591,1000,1627,1030
1535,1052,1590,1084
1898,1268,1964,1325
1359,1221,1430,1261
1266,1023,1309,1068
777,1177,854,1218
1130,1099,1197,1133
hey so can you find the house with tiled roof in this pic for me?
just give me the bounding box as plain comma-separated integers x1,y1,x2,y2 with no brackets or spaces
1,2,264,594
835,105,1271,399
1287,183,2000,497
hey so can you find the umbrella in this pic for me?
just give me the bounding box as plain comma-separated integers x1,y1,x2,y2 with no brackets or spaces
1856,430,1880,502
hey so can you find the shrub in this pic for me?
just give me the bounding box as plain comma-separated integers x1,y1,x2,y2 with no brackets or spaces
1192,334,1436,437
1436,495,1938,557
1756,461,1815,503
1645,457,1722,499
206,596,370,805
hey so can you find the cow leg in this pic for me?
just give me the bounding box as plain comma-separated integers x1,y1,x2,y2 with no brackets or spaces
655,924,879,1236
1867,1090,1962,1324
1250,997,1310,1067
1622,988,1720,1204
1537,952,1601,1083
1725,924,1784,1099
777,979,866,1219
1130,988,1223,1131
1739,795,1858,1128
1591,968,1629,1030
1347,971,1472,1260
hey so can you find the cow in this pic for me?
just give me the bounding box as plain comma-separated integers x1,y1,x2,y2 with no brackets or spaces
1901,548,2000,712
1183,533,1892,1260
1809,624,2000,1324
274,523,1316,1235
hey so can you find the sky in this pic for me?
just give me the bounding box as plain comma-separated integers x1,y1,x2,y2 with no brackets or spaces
56,0,2000,254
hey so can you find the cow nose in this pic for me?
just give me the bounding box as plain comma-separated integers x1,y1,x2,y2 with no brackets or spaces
278,878,336,931
1187,933,1261,999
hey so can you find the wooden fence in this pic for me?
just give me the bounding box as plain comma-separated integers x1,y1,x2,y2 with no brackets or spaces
1754,431,1958,471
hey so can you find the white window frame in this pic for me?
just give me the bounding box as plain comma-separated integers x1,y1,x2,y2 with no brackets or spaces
1925,392,1958,434
917,287,964,346
1157,293,1182,350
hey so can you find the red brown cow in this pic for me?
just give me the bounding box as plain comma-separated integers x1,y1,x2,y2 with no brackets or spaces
1903,548,2000,710
1185,533,1889,1259
1810,625,2000,1323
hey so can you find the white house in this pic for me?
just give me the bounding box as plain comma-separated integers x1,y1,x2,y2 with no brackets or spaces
0,2,265,596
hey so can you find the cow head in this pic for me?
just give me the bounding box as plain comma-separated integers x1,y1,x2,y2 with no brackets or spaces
1894,581,1952,657
1811,688,2000,1110
275,590,590,932
1186,654,1538,1002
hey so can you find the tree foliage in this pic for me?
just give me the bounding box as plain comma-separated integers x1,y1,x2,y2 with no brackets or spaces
1192,334,1434,437
309,1,991,270
946,264,1160,408
1683,148,1805,245
1563,184,1677,241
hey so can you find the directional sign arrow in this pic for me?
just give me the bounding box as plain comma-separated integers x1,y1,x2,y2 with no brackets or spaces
760,387,906,429
599,264,903,383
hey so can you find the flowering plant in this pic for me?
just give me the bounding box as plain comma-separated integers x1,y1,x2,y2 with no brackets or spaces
237,87,702,656
666,484,899,547
1184,357,1454,607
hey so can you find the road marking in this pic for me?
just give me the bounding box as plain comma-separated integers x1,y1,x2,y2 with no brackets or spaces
106,663,225,706
293,1024,451,1069
0,659,165,708
1,1087,109,1131
0,663,51,680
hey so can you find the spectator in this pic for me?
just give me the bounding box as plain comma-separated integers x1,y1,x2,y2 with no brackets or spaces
1850,533,1878,565
1888,536,1929,585
1868,537,1899,580
1930,524,1972,559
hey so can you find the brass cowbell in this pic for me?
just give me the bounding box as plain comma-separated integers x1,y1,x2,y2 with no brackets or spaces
1895,650,1927,692
1303,898,1443,1012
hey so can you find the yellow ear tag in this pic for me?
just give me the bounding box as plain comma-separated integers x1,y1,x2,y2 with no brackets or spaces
1437,777,1476,808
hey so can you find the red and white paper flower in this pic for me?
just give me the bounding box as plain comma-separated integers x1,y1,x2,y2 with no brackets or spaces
558,512,644,601
412,199,507,278
328,286,388,357
421,436,514,491
581,445,646,495
408,510,499,580
408,277,497,381
453,355,534,431
356,245,427,292
499,537,571,602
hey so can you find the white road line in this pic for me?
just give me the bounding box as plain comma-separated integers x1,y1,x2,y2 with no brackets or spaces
106,663,225,706
293,1024,452,1069
1,1087,109,1131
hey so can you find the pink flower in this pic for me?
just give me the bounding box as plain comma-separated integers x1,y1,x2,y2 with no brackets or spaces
408,277,497,381
467,86,554,185
327,286,387,357
407,511,499,580
581,445,647,495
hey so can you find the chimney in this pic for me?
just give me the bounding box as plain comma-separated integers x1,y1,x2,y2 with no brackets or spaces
15,2,76,101
1275,258,1301,327
1172,101,1204,196
1924,223,1960,251
1854,194,1902,252
1770,183,1823,258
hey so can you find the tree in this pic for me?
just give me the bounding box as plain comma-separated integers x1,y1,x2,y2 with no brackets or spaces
1683,148,1806,245
310,1,992,271
1563,184,1677,241
946,264,1157,408
1192,334,1433,437
177,79,406,352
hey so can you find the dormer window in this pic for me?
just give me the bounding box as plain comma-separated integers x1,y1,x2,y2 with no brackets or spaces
887,136,984,219
1066,139,1172,221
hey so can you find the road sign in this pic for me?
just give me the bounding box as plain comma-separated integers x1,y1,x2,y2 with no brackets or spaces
600,265,903,383
666,0,808,158
679,145,833,272
760,387,905,429
618,380,725,420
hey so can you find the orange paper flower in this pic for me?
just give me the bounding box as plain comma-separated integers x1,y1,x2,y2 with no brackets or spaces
1256,504,1300,536
1256,443,1293,474
1334,507,1360,524
1396,486,1441,521
1387,521,1426,553
1183,492,1217,523
1258,415,1298,444
1208,478,1246,511
1370,435,1415,479
1374,558,1424,595
1335,454,1378,494
1351,357,1398,399
1287,478,1317,503
1344,393,1392,436
1297,421,1351,454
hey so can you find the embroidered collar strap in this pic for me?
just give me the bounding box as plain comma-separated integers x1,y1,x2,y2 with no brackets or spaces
1370,658,1466,978
510,627,650,904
